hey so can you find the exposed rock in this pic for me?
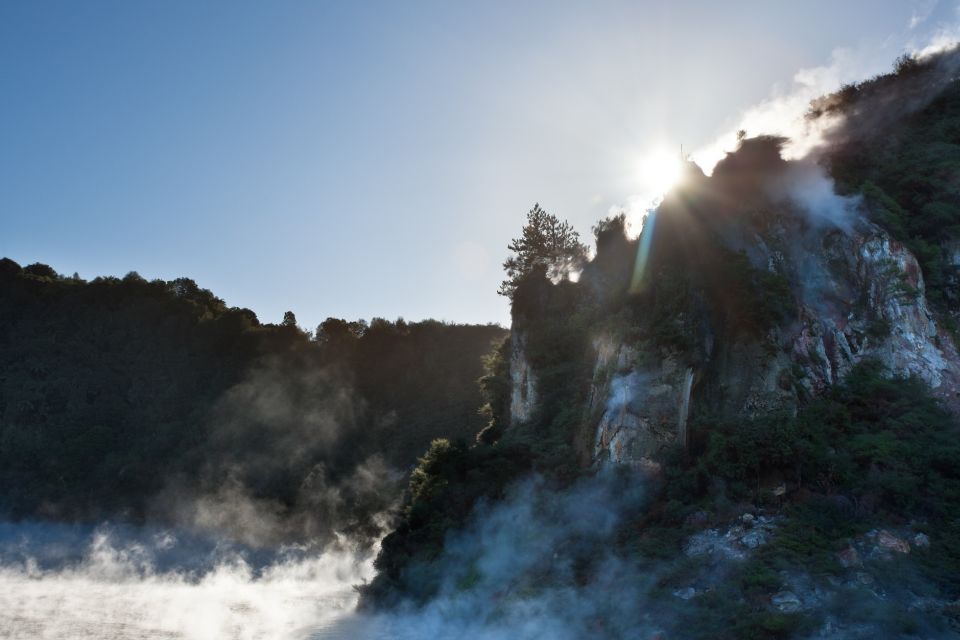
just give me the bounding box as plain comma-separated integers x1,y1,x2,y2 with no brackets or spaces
783,222,952,397
684,515,778,560
591,352,693,468
506,150,960,471
836,546,861,568
741,529,767,549
685,528,747,560
876,529,911,554
576,213,960,469
672,587,696,600
509,330,537,424
912,532,930,548
771,591,802,613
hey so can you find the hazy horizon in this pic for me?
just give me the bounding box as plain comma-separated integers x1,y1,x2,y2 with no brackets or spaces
3,1,959,328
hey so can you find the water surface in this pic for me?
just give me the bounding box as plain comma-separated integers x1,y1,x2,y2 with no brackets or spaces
0,522,375,640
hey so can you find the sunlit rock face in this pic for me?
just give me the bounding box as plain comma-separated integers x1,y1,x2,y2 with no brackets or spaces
509,330,537,425
585,214,958,469
507,200,960,471
790,225,952,393
588,344,693,470
506,137,960,470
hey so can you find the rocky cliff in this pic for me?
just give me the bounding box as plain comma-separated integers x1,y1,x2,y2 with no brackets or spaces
508,139,960,472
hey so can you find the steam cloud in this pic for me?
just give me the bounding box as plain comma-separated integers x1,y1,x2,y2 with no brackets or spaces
0,472,954,638
768,160,862,231
347,472,957,639
691,31,960,173
150,355,403,550
349,471,657,640
0,521,374,639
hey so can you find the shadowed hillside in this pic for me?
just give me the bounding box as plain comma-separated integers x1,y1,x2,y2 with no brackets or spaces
0,259,505,546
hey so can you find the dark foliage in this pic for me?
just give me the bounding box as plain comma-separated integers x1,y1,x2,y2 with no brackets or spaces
0,259,505,535
646,361,960,635
817,47,960,308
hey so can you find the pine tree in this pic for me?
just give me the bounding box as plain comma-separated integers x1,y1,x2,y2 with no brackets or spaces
499,203,588,299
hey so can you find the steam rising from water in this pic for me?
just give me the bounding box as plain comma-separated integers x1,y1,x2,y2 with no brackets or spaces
149,355,403,551
0,522,373,640
0,474,651,640
3,470,955,639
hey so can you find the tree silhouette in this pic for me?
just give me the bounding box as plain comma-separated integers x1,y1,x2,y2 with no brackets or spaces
499,203,588,299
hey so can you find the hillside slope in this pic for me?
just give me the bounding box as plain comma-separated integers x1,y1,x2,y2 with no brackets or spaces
0,260,505,545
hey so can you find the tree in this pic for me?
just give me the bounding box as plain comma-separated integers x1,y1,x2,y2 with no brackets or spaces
282,310,298,327
893,53,919,75
315,317,367,346
499,204,589,299
23,263,58,279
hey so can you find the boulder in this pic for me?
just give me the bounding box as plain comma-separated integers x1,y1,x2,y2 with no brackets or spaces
877,530,910,554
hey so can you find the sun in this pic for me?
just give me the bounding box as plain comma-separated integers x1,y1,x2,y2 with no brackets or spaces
638,148,683,196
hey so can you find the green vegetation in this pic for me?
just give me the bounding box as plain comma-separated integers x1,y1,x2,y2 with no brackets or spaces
818,50,960,308
364,437,533,605
638,361,960,636
498,203,589,299
687,360,960,526
0,258,505,532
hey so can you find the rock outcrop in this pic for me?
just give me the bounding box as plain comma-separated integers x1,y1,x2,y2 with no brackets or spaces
507,187,960,469
509,330,537,424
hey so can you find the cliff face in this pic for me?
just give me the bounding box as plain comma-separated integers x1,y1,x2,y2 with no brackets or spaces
586,218,957,468
508,143,960,470
509,330,538,424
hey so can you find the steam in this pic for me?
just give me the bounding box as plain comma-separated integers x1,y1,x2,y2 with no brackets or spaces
547,255,584,285
0,521,374,639
164,457,396,550
615,30,960,231
914,20,960,59
150,355,403,550
352,473,958,639
692,30,960,173
909,0,938,31
768,160,862,230
352,471,658,640
691,47,885,173
3,475,955,638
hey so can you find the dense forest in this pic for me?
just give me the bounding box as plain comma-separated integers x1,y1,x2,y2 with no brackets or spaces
0,258,505,544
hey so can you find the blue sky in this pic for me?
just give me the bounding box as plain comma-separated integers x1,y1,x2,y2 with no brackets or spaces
1,1,957,327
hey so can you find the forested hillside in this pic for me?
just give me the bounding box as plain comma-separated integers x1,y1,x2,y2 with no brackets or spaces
818,52,960,316
0,258,505,543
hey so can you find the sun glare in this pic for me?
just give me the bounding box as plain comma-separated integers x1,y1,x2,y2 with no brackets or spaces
638,148,683,196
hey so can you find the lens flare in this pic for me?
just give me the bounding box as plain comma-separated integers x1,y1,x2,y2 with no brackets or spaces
630,210,656,293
